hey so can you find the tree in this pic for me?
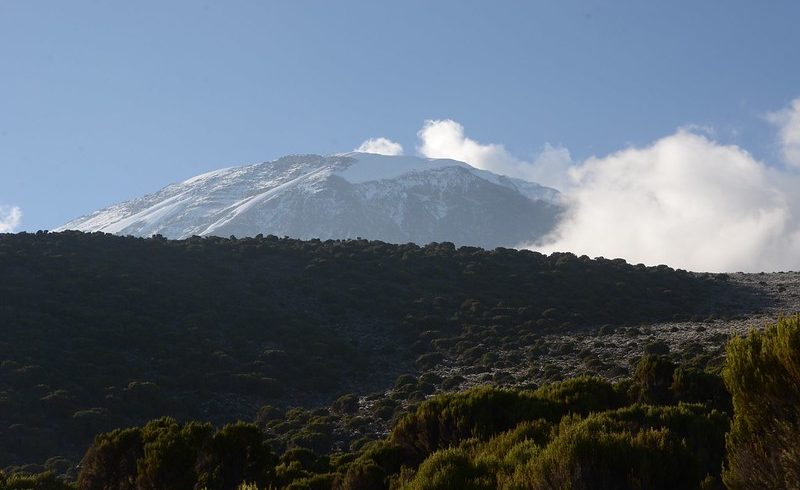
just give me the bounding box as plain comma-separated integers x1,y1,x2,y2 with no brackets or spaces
195,422,277,490
77,427,143,490
723,316,800,489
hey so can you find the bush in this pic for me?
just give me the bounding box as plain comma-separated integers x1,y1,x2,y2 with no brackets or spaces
723,316,800,489
332,394,360,415
390,387,555,462
405,448,495,490
508,404,727,489
633,355,677,404
77,418,276,490
77,427,143,490
0,471,72,490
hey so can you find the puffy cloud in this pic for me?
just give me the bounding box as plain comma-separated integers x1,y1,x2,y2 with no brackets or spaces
526,143,574,191
535,131,800,272
416,119,572,189
766,97,800,168
417,119,515,169
354,137,404,156
0,205,22,233
369,105,800,271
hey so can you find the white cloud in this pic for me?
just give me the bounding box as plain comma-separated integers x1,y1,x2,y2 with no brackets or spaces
534,130,800,272
362,104,800,271
0,205,22,233
416,119,572,189
527,143,574,191
417,119,515,169
354,137,404,156
766,97,800,168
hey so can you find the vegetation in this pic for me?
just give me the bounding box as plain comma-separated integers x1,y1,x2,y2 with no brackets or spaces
723,316,800,489
2,232,797,489
70,369,732,489
0,231,755,472
0,322,796,490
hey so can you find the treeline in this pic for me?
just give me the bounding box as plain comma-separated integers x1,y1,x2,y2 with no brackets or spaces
7,316,798,489
0,232,760,470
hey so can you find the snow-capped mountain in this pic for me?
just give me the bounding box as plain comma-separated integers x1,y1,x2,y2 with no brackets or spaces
57,152,563,248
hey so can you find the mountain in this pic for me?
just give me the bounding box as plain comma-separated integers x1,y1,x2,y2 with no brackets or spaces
56,152,562,248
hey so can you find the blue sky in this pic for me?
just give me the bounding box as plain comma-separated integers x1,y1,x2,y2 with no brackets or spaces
2,1,800,232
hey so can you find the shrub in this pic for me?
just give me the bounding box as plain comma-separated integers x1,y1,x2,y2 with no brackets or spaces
390,388,555,462
335,460,385,490
77,427,143,490
508,404,727,490
77,419,276,490
332,394,360,415
404,448,495,490
633,355,676,404
723,316,800,489
0,471,72,490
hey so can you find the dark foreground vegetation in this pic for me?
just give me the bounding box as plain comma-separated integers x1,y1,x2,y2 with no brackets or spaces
3,316,799,489
0,231,790,488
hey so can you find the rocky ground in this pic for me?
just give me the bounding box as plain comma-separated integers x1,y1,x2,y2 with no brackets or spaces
444,271,800,390
285,272,800,451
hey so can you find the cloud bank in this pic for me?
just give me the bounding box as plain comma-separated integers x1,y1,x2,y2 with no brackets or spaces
402,98,800,272
0,206,22,233
354,137,404,156
535,131,800,272
767,97,800,168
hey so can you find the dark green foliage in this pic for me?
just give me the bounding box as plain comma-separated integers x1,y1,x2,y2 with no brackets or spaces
633,355,677,404
0,471,72,490
284,473,335,490
723,316,800,489
389,389,728,490
76,419,275,490
644,340,670,355
390,388,553,462
533,375,626,414
0,232,758,470
77,427,143,490
136,418,213,490
195,422,277,490
331,395,359,416
511,406,726,490
628,355,731,413
335,461,385,490
65,360,750,489
405,448,495,490
671,367,731,413
391,377,624,463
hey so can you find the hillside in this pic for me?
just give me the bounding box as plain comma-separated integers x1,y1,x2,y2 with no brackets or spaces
0,231,770,476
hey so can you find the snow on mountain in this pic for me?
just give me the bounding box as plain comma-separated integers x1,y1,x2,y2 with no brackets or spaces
56,153,563,248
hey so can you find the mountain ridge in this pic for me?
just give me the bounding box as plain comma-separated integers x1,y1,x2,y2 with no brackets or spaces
56,152,562,248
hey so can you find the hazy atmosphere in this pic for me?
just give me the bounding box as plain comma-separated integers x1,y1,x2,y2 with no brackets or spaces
3,1,800,271
3,3,800,488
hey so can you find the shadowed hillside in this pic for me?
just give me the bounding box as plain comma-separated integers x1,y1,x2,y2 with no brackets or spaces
0,231,765,473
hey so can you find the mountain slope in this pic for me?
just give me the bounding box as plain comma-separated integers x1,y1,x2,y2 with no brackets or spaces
56,153,562,248
0,232,763,471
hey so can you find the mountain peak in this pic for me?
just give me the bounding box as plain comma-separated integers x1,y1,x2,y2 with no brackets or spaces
56,153,562,248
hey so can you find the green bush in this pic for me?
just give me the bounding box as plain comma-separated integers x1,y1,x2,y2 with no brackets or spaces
404,448,495,490
77,418,275,490
390,387,555,461
723,316,800,489
0,471,72,490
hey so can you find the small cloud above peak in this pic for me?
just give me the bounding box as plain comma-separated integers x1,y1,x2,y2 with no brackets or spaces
416,118,572,189
0,205,22,233
354,137,404,156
